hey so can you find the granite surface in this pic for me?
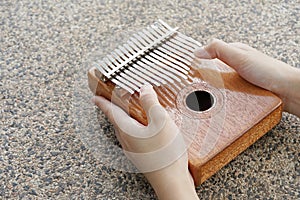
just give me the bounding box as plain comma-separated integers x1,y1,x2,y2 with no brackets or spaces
1,0,299,199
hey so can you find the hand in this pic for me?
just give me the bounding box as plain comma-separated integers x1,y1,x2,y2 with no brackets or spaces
92,85,199,200
194,39,300,117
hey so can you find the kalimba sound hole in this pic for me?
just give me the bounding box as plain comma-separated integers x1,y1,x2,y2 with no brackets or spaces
185,90,214,112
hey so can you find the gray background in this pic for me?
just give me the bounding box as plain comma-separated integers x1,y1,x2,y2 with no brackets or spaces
1,0,299,199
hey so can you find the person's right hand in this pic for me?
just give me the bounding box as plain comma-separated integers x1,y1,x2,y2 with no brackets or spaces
92,85,199,200
194,39,300,117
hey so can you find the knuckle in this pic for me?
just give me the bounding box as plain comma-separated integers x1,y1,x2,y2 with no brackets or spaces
209,39,222,48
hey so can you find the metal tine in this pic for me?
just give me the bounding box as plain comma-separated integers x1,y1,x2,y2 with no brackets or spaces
142,28,191,66
106,54,119,69
118,44,162,88
110,51,144,90
148,25,169,41
103,57,116,71
113,50,152,88
111,50,147,87
156,45,191,67
151,23,169,36
113,73,139,92
107,53,130,78
132,33,187,80
128,38,144,54
105,48,144,93
106,54,139,92
150,24,170,38
157,19,173,31
127,40,141,52
110,77,135,94
128,38,178,84
150,25,195,60
148,52,188,78
133,33,148,47
129,37,146,50
166,41,195,61
120,44,135,57
152,49,189,73
100,61,112,73
138,59,174,84
155,34,194,59
161,43,193,62
132,63,163,86
157,23,199,50
115,72,142,91
144,54,182,82
138,32,189,74
94,61,108,74
146,53,186,80
165,41,194,60
138,32,188,74
123,68,149,87
126,40,174,84
146,27,193,64
144,27,191,66
152,24,171,37
137,31,153,44
119,45,164,86
169,37,195,52
143,28,158,41
177,32,202,48
110,51,124,64
159,23,190,57
158,19,191,48
155,20,201,49
175,33,200,49
114,50,151,86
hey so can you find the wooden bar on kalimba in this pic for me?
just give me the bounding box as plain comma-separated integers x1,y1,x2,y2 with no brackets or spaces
88,20,282,186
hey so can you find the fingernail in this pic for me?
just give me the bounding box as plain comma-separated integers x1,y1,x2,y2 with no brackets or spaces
140,84,153,93
194,47,210,58
139,84,156,101
207,38,217,44
90,97,96,104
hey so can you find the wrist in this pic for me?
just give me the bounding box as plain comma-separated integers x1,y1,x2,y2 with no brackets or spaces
273,66,300,116
281,67,300,116
144,155,199,200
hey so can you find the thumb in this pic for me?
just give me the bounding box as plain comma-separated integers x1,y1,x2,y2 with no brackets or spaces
194,39,246,70
139,84,167,126
139,84,161,112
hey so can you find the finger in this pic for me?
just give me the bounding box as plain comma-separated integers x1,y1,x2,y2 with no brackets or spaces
194,39,247,71
197,39,243,59
91,96,131,126
228,42,255,51
91,96,116,124
193,45,212,59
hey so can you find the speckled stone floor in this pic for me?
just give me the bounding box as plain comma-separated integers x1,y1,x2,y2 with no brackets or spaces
1,0,299,199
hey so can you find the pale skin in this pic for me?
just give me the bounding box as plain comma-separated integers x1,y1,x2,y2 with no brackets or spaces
92,39,300,200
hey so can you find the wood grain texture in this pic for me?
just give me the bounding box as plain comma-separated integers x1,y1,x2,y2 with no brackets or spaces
88,60,282,186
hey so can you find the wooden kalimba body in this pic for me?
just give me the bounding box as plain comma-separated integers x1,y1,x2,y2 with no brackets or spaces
88,20,282,186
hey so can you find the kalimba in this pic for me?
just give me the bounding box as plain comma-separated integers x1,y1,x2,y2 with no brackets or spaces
88,20,282,186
